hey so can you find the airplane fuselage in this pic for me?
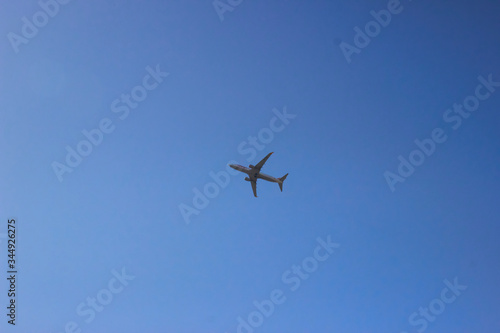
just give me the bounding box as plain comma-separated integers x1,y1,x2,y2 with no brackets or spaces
229,164,281,183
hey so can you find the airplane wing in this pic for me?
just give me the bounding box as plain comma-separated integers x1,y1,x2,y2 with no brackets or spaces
254,152,273,170
251,180,258,197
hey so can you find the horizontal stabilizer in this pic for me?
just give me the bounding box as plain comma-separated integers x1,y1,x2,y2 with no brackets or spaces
278,173,288,192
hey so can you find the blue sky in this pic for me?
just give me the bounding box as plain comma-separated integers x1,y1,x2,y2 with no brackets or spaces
1,0,500,332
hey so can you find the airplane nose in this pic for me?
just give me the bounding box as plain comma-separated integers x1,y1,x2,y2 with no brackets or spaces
228,164,236,169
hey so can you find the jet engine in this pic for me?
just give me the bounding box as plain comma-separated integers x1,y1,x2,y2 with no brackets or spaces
244,177,250,181
249,164,255,169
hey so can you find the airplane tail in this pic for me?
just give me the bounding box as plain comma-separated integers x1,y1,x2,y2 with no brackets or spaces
278,173,288,192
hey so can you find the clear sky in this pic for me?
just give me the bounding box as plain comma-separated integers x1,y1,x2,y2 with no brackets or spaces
1,0,500,332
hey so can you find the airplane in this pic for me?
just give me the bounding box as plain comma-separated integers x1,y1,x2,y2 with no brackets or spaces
229,152,288,197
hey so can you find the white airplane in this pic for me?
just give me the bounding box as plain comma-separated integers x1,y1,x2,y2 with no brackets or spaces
229,152,288,197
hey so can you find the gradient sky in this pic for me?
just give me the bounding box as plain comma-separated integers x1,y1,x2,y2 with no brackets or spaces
1,0,500,332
